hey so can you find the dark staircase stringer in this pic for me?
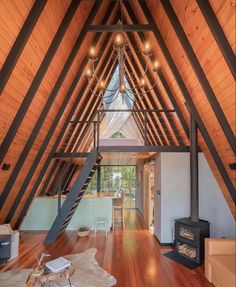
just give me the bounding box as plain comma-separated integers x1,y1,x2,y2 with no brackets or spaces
44,148,102,245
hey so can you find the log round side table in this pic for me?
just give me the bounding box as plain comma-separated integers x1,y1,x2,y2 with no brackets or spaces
26,264,75,287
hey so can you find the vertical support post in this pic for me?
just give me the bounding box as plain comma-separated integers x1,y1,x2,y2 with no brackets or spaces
97,165,101,193
93,122,96,148
58,180,62,221
190,114,199,222
97,111,100,150
144,111,147,145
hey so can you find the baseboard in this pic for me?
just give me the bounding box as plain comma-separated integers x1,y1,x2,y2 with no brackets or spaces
154,234,173,246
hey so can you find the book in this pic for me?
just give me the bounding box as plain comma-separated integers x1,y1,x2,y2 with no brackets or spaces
45,257,71,272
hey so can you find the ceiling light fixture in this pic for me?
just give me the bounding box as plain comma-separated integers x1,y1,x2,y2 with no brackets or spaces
85,0,159,105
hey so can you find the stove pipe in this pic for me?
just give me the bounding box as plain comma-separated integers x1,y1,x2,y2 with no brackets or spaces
190,115,199,222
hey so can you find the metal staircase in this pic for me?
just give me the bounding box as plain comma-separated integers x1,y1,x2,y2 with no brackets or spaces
44,149,102,244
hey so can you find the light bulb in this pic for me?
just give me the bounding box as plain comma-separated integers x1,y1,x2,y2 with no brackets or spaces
100,81,105,90
89,47,97,60
86,68,92,79
140,78,145,87
114,33,124,49
119,83,125,93
153,60,160,72
143,41,151,56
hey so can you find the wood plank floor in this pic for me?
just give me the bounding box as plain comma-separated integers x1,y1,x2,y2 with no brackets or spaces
1,210,214,287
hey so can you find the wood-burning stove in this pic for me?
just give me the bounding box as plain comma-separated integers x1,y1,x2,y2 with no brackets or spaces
173,115,210,265
174,218,209,264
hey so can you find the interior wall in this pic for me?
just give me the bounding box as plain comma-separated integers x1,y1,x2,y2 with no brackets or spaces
135,159,144,214
154,153,190,243
199,154,235,238
153,152,235,244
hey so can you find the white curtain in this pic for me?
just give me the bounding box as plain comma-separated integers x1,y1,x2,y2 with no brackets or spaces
100,92,143,145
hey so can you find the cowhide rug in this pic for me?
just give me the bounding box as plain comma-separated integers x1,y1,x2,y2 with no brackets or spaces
0,248,116,287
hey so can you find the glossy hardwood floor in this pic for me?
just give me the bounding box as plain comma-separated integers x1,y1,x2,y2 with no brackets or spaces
1,210,213,287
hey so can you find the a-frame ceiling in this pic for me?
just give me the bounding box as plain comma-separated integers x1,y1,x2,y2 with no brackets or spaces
0,0,235,228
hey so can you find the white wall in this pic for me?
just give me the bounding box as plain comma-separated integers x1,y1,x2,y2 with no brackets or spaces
153,152,235,244
199,154,235,238
154,153,190,243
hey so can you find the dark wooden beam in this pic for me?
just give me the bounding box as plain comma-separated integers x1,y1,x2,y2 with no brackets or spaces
99,109,175,113
39,159,60,196
138,0,235,203
87,24,152,32
161,0,235,153
0,0,83,164
47,161,66,196
186,102,236,203
66,46,114,152
123,1,188,144
125,70,158,146
63,164,78,191
0,0,102,215
39,14,119,198
157,69,189,137
196,0,236,80
190,115,199,222
125,44,172,146
99,146,190,152
0,0,47,95
13,3,117,228
125,64,162,146
54,152,89,158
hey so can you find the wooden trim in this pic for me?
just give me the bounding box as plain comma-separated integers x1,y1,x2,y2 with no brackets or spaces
54,153,89,158
99,146,190,152
196,0,236,80
161,0,235,153
87,24,152,32
0,0,83,164
0,0,48,95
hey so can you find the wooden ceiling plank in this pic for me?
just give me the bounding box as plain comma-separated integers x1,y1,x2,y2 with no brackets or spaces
0,0,47,95
196,0,235,80
0,0,83,165
138,0,235,205
161,0,235,153
125,63,161,146
12,3,117,228
125,48,168,145
185,102,235,203
123,2,185,146
127,39,174,146
1,1,101,220
39,159,60,196
157,69,189,138
65,37,117,153
4,1,108,225
124,69,158,146
40,18,119,199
